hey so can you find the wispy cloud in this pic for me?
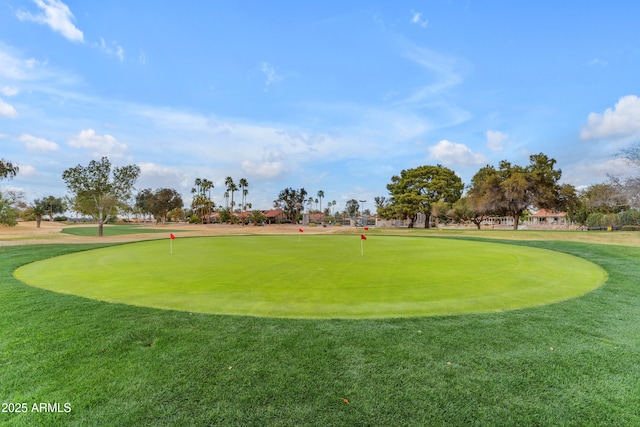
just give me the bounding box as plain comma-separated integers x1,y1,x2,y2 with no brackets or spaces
588,58,607,67
0,44,47,81
16,0,84,43
411,11,428,28
0,98,18,118
1,86,19,96
95,37,125,62
394,46,464,106
19,133,59,152
486,130,508,151
260,62,283,88
580,95,640,141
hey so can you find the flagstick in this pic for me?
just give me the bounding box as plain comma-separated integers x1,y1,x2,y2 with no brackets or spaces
361,238,364,256
170,238,173,255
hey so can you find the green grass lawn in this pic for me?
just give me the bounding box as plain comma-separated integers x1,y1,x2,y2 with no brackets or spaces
62,224,184,237
1,237,640,425
14,235,605,318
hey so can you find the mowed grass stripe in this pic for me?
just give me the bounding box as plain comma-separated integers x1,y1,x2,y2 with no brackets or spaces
2,238,639,425
14,235,607,318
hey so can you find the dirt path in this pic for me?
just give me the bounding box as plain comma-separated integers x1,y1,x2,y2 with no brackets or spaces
0,221,342,246
2,221,640,247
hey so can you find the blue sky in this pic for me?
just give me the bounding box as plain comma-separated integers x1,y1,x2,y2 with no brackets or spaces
2,1,640,212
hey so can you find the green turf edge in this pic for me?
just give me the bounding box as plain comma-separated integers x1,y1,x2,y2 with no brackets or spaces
61,225,187,237
11,235,608,319
1,239,640,426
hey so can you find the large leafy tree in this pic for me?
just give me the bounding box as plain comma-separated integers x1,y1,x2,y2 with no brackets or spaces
447,197,486,229
152,188,183,224
0,159,19,180
137,187,183,224
0,197,18,226
467,153,569,230
32,196,66,227
273,187,308,221
0,159,19,226
62,157,140,236
385,165,463,228
135,188,155,221
345,199,360,219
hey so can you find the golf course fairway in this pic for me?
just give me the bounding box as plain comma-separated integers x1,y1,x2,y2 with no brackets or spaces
14,235,607,318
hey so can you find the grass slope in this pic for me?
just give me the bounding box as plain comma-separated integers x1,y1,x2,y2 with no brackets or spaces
14,236,605,318
62,225,184,237
1,239,640,425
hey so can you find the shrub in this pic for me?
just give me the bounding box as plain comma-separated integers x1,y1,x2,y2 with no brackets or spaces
622,225,640,231
619,210,640,226
586,213,604,228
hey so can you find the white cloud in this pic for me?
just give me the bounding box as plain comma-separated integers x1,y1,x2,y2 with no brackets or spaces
411,11,428,28
588,58,607,67
260,62,283,88
0,45,51,82
393,45,466,116
486,130,508,151
241,160,288,179
564,157,634,185
19,133,59,152
137,162,189,189
428,140,488,166
16,164,37,176
16,0,84,43
581,95,640,141
1,86,19,96
0,98,18,118
67,129,127,156
95,38,125,62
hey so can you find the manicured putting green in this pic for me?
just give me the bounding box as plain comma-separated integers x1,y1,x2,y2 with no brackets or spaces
14,236,607,319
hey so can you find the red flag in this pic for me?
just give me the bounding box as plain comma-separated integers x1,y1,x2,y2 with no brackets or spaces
170,233,175,240
360,234,367,240
364,227,369,231
299,228,304,233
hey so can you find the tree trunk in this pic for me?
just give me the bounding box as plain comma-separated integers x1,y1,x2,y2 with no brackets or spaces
512,214,520,230
36,216,42,228
98,207,104,237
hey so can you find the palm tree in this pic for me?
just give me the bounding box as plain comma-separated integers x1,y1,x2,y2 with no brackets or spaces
225,177,238,223
239,178,249,211
317,190,324,214
201,178,214,223
32,203,47,228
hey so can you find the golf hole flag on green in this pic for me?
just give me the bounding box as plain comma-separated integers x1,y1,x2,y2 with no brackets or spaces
13,236,607,319
170,233,175,254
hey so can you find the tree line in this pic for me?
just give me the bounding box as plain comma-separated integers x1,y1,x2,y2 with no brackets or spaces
3,146,640,233
377,150,640,230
